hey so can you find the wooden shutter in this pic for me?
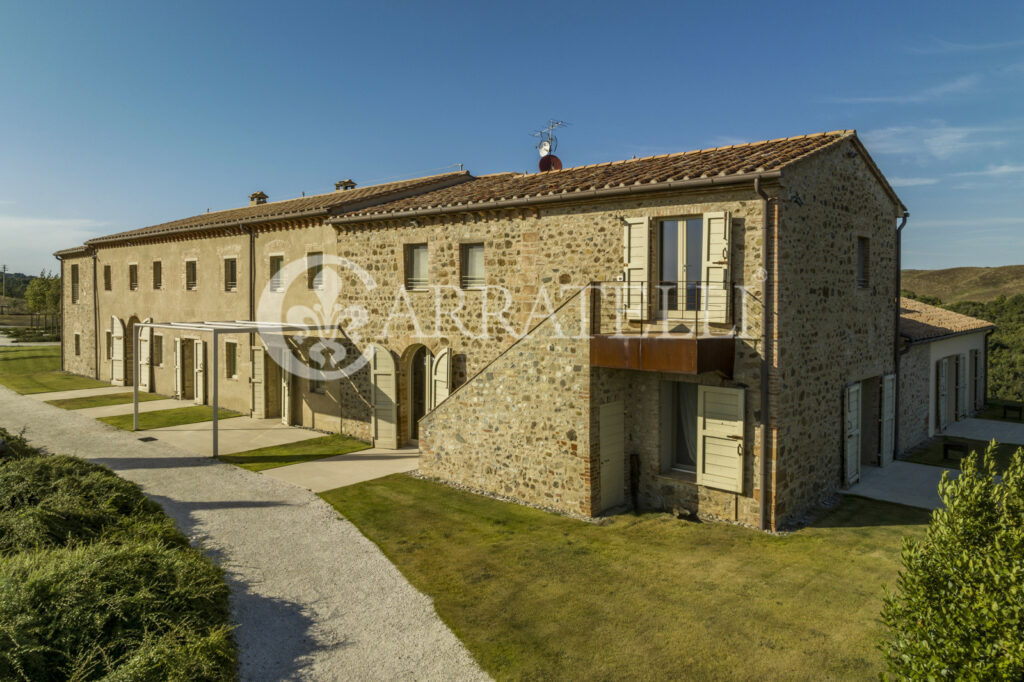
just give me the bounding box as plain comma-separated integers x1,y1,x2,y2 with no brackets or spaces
972,349,984,410
881,373,895,466
111,316,125,385
957,353,968,419
281,372,291,426
701,211,732,324
194,339,206,405
174,338,182,399
696,385,745,493
251,346,265,418
622,217,650,321
599,401,625,511
370,344,398,449
937,358,949,432
844,382,861,485
138,318,152,392
430,347,452,409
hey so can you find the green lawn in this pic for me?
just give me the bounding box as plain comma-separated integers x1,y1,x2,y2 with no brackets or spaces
220,433,371,471
903,437,1022,472
321,475,929,681
0,345,108,394
99,405,241,431
45,391,167,410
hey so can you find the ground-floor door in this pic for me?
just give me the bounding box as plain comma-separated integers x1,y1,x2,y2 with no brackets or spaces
599,401,625,512
844,382,861,485
371,344,398,449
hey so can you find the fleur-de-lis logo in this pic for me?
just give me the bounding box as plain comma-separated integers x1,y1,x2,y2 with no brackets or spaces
256,255,376,380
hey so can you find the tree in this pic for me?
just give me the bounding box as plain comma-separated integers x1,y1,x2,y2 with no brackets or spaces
24,271,60,314
880,442,1024,679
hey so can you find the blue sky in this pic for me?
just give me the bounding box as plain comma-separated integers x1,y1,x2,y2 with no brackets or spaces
0,1,1021,274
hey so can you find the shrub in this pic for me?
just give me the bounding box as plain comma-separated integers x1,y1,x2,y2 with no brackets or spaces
0,540,235,681
0,455,184,554
880,442,1024,679
0,427,41,463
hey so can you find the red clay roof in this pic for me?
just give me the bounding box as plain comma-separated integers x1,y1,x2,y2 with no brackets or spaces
334,130,857,220
83,171,472,245
900,297,995,343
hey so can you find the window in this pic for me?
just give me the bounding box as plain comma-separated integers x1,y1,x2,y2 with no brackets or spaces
460,243,485,289
269,255,284,292
661,381,697,472
152,261,162,290
306,252,323,290
185,260,197,290
74,333,81,356
105,331,112,360
70,264,80,303
103,265,111,291
153,334,164,366
129,264,138,291
405,243,428,290
856,237,870,288
224,258,237,292
310,356,326,393
225,341,237,378
658,218,703,314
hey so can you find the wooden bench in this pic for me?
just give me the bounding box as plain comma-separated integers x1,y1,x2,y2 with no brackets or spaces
942,439,970,462
1002,404,1023,421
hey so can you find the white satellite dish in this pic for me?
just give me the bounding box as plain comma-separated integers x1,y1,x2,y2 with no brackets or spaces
538,140,551,157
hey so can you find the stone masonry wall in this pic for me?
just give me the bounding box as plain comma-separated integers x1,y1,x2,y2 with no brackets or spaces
61,254,96,378
418,289,594,516
771,138,902,527
898,342,930,454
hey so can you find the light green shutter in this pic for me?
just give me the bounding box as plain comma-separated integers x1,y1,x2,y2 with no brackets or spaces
957,353,968,419
599,401,625,510
173,337,182,398
194,339,206,405
696,385,745,493
623,217,650,320
251,346,265,418
937,358,949,432
701,211,732,324
430,347,452,409
111,316,125,385
138,318,152,392
844,382,861,485
371,344,398,449
881,374,895,466
971,349,983,410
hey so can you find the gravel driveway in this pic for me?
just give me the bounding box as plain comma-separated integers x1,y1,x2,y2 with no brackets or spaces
0,385,488,681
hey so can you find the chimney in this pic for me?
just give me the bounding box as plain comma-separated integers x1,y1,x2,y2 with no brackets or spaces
335,179,357,191
249,191,268,206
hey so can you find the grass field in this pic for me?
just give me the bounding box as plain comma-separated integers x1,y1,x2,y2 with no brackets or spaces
0,345,107,394
902,265,1024,304
220,433,370,471
904,437,1022,472
100,405,241,431
321,475,928,681
46,391,167,410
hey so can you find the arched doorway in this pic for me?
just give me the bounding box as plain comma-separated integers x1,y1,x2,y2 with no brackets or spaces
401,344,433,446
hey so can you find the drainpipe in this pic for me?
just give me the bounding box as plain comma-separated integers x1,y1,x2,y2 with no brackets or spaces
754,177,773,531
59,257,65,372
92,251,99,379
893,211,909,456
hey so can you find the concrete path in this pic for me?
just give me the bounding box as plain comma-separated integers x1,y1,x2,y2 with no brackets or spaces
0,385,488,681
264,447,420,493
76,397,181,418
842,460,958,510
945,417,1024,445
28,385,126,401
144,416,325,456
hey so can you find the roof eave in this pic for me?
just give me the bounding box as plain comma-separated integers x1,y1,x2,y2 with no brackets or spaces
328,170,783,226
901,325,996,346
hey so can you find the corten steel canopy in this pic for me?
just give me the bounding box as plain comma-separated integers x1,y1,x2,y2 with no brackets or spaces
131,321,340,458
590,335,735,375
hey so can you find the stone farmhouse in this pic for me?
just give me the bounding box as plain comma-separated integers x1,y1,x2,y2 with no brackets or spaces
54,130,994,530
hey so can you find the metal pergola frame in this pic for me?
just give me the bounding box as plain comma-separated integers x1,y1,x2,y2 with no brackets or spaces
131,320,339,457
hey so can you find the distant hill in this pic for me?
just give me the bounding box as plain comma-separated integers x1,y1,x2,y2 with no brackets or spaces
902,265,1024,304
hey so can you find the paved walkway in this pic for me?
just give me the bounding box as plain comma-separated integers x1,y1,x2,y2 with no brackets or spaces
76,397,181,418
842,460,957,510
264,447,420,493
0,385,487,681
28,385,126,401
945,417,1024,445
134,414,325,456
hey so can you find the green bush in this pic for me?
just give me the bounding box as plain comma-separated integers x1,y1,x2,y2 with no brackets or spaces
0,541,235,681
0,455,185,554
880,442,1024,679
0,427,41,463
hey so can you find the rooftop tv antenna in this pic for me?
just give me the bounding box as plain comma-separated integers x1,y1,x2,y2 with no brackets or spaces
531,119,568,171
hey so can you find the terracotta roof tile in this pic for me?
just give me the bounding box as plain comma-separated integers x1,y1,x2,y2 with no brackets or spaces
84,171,472,245
900,297,995,343
334,131,855,220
